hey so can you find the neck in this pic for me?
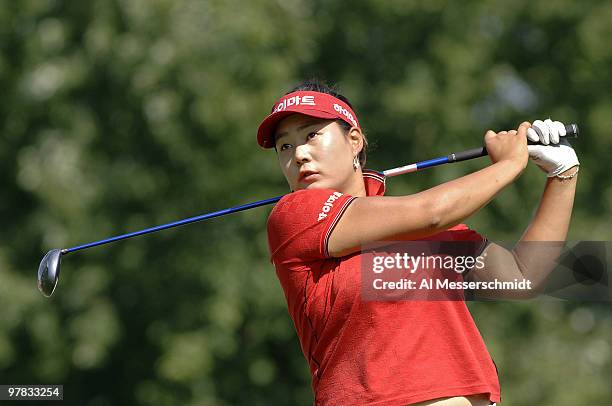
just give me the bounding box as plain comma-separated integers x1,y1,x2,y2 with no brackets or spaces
342,169,367,197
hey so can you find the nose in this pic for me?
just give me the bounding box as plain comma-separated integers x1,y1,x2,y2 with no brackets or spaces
294,143,311,166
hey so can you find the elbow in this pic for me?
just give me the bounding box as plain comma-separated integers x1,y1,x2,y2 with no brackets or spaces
510,286,541,300
423,197,446,231
516,278,546,300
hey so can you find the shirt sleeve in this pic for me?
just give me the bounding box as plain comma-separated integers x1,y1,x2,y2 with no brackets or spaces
267,189,356,265
447,224,489,281
448,223,489,254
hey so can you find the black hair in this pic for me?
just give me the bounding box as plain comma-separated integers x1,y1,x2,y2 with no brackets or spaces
285,79,368,168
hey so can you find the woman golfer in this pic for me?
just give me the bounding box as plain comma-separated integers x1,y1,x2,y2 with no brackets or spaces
257,80,579,405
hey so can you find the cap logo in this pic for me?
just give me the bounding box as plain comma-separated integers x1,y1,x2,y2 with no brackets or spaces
333,103,358,128
273,95,316,113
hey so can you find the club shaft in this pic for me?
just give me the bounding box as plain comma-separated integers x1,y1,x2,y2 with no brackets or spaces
62,123,579,255
63,196,282,254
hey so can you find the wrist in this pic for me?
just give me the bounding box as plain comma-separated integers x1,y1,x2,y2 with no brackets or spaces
490,159,525,187
558,165,579,176
552,165,579,181
498,158,527,176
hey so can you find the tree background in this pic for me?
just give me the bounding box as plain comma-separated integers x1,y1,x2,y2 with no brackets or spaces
1,0,611,404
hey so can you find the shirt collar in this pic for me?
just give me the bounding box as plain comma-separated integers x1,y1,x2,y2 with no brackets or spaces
362,169,386,196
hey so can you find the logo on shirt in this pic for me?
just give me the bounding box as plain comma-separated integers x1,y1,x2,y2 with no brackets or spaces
318,192,343,221
273,95,316,113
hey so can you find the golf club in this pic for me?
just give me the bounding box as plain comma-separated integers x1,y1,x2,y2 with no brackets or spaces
37,124,579,297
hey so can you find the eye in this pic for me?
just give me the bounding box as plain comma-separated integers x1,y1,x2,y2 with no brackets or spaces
279,143,292,151
307,132,318,140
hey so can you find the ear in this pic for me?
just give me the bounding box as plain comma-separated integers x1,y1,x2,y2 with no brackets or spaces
347,127,364,156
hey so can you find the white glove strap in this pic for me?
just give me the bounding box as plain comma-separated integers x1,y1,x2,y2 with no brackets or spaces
555,165,579,180
528,143,580,177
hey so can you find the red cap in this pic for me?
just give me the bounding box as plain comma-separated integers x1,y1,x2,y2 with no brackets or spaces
257,91,361,148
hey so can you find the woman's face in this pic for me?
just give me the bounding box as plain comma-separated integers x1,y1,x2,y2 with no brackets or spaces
274,114,363,193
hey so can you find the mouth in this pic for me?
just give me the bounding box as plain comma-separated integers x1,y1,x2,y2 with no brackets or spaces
299,170,319,183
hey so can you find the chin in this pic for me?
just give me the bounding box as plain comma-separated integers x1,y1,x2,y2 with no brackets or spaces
298,179,337,191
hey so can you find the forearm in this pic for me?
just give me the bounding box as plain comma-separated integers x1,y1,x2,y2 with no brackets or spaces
384,160,523,242
519,170,578,242
509,170,578,289
426,159,523,230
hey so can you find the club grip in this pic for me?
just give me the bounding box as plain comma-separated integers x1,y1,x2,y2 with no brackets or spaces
565,123,579,137
448,123,579,162
528,123,579,144
448,147,488,162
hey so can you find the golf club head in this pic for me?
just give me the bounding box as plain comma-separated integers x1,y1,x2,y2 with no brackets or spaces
38,249,62,297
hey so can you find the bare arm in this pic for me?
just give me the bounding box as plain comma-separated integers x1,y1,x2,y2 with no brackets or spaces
518,171,578,242
466,169,578,298
328,123,532,257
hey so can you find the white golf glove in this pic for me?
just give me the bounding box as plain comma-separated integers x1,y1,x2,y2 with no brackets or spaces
526,119,580,177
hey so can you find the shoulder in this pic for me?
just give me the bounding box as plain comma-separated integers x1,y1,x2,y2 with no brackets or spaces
266,188,357,260
268,189,352,227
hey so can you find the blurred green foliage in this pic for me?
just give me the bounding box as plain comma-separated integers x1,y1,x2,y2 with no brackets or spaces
1,0,611,404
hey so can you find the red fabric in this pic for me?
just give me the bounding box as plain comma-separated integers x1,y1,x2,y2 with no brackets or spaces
267,170,501,405
257,91,361,148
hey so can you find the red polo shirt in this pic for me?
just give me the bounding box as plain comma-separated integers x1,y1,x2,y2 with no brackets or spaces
267,170,501,405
